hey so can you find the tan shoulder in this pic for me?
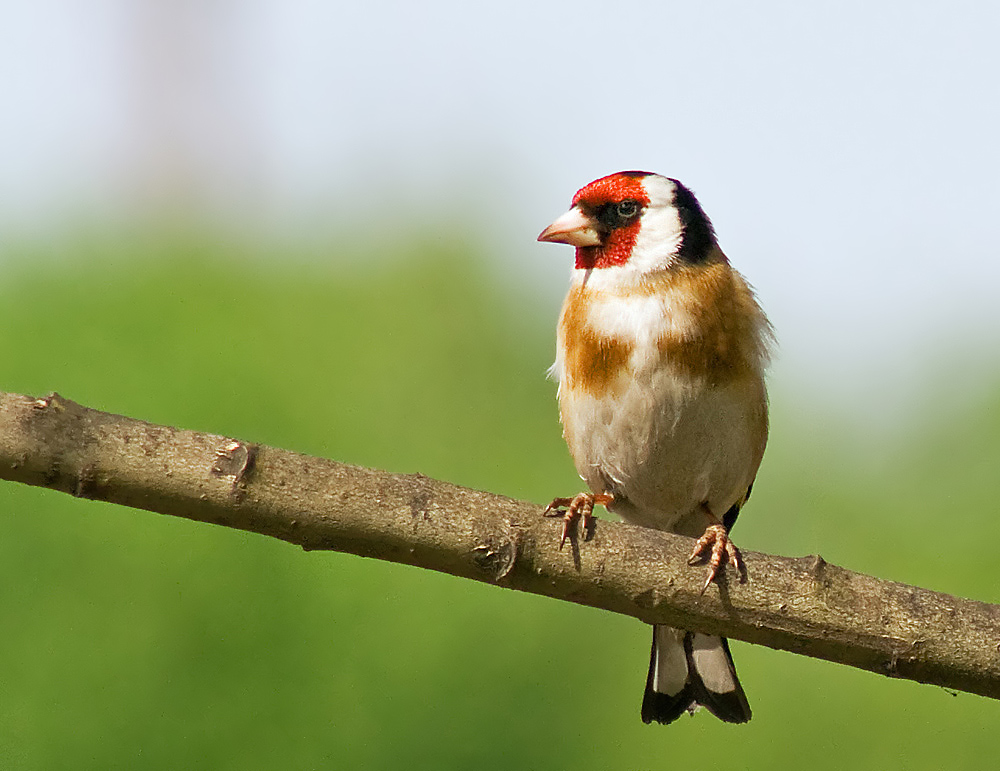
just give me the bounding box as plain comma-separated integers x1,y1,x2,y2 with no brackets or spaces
649,252,773,384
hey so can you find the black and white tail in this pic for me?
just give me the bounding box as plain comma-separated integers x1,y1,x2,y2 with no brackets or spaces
641,625,751,724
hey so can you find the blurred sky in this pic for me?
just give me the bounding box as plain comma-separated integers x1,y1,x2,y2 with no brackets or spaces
3,0,1000,424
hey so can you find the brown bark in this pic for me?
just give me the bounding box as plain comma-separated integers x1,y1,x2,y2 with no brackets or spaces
2,390,998,700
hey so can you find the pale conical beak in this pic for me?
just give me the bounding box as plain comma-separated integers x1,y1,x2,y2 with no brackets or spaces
537,206,602,247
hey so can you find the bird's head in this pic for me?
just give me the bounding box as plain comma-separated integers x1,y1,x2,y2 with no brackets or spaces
538,171,720,273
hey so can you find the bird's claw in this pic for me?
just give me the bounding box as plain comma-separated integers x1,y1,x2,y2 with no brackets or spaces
688,523,746,594
543,492,612,549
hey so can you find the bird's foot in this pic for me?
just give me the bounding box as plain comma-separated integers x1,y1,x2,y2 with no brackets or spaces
687,523,746,594
543,492,612,549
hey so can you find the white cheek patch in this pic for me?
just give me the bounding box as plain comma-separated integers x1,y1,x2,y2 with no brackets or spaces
627,204,685,274
626,175,686,273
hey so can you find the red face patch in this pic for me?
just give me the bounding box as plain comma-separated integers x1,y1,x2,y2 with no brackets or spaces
571,172,652,270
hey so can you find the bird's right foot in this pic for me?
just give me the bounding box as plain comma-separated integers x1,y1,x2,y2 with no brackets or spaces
543,492,613,549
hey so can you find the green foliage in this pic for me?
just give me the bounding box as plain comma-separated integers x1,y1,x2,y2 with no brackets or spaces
1,232,998,769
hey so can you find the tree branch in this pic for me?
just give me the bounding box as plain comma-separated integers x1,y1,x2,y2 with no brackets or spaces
2,390,999,701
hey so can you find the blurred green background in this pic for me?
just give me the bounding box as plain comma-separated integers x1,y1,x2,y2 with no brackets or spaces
1,231,999,770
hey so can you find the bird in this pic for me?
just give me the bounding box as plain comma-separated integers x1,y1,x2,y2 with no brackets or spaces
537,171,773,725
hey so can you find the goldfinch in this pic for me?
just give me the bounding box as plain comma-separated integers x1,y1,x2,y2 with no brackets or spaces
538,171,772,724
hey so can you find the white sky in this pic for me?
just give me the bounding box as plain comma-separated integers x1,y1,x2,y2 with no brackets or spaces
2,0,1000,424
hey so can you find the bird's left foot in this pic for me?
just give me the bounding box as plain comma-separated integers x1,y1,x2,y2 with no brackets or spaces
688,523,746,594
543,493,613,549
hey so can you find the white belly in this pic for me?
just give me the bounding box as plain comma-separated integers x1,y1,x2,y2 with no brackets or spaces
558,367,767,537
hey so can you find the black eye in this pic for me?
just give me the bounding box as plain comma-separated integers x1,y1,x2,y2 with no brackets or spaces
595,199,642,230
616,200,639,219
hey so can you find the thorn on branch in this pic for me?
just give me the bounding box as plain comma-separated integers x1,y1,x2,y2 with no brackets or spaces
32,392,60,410
211,440,258,489
472,530,521,582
